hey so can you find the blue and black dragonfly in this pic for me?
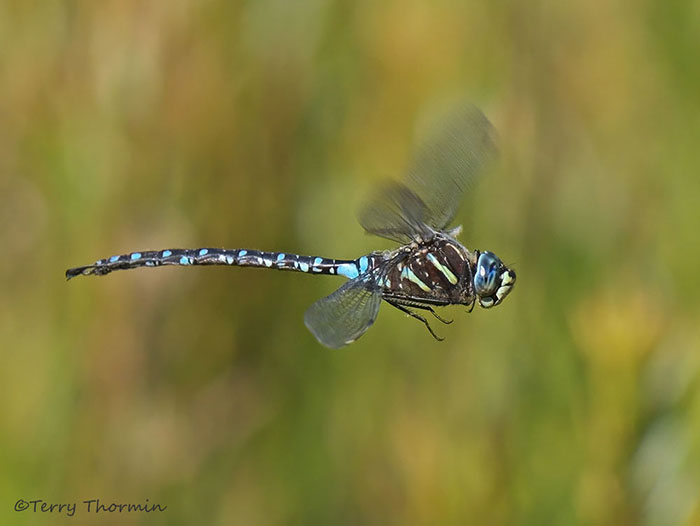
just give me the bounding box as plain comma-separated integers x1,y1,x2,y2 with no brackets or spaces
66,106,516,348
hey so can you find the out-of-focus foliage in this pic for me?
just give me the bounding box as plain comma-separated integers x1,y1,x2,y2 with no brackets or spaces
1,1,699,524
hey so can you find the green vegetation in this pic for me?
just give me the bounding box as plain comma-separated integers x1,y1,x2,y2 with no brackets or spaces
1,1,699,524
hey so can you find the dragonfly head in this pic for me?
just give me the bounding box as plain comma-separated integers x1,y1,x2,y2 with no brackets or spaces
473,251,516,308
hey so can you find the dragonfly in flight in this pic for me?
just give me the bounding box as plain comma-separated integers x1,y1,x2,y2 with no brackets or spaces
67,106,516,348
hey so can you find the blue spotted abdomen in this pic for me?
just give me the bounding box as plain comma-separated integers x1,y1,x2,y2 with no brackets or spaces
66,247,376,280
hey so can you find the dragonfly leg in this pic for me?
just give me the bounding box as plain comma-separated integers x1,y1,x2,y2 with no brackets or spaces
387,301,444,341
428,308,453,325
386,300,453,325
406,303,453,324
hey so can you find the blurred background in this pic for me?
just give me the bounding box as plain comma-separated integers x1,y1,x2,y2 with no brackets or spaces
2,1,699,524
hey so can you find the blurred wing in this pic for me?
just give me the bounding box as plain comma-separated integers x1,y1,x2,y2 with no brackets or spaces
358,182,434,243
304,278,382,349
359,105,498,242
405,105,498,231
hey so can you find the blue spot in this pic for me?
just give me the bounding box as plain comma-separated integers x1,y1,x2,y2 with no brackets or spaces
179,256,190,265
337,263,359,279
226,256,234,265
314,257,323,266
131,253,142,260
145,261,155,266
162,250,172,258
277,253,285,261
109,255,119,263
359,256,369,273
239,250,247,257
199,249,208,256
299,262,309,272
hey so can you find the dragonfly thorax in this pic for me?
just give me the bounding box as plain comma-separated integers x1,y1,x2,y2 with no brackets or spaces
379,236,476,306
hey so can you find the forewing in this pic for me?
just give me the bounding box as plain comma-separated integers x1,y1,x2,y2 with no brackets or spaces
304,278,382,349
357,182,434,243
405,105,498,231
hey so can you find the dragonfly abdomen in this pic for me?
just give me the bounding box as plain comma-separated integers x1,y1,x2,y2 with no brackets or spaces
65,248,368,280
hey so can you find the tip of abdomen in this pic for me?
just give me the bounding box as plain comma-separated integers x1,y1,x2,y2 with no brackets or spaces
65,265,94,280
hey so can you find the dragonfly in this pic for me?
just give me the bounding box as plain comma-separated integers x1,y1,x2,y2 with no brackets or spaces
66,106,516,348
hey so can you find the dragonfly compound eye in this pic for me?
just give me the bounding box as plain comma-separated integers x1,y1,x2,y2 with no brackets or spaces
475,252,515,309
474,252,501,296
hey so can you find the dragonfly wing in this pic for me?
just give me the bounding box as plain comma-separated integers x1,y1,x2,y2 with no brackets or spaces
405,104,498,231
357,182,434,243
359,105,498,242
304,278,382,349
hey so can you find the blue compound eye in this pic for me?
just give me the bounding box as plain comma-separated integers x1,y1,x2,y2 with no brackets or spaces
474,252,501,296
